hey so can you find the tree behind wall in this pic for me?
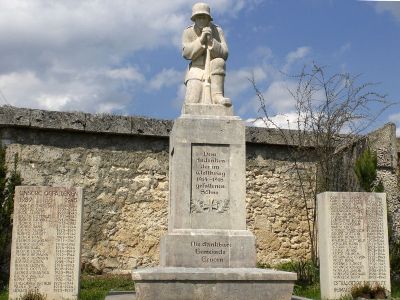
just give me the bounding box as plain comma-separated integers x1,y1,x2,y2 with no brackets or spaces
252,62,390,264
0,147,22,289
354,147,384,192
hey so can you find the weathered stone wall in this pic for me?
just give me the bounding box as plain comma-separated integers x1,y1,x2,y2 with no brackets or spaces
369,124,400,236
245,144,315,265
330,124,400,236
0,106,398,273
1,129,170,274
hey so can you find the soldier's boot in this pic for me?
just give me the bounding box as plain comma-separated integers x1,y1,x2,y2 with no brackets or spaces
210,58,232,107
211,74,231,107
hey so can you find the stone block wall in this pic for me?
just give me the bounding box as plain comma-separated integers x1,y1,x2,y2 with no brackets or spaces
2,128,171,273
368,124,400,236
0,106,398,273
245,144,315,265
330,123,400,237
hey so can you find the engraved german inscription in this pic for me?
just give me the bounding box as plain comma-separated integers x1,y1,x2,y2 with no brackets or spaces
190,241,231,264
191,144,229,213
9,186,83,300
327,193,390,297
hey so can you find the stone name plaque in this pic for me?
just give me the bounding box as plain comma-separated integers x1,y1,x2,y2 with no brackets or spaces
191,144,229,214
189,240,232,264
9,186,83,300
160,233,256,268
318,192,390,300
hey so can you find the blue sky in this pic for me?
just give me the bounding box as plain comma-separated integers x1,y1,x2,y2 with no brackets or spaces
0,0,399,135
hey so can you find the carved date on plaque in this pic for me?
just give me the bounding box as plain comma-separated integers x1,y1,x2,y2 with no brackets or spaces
191,144,230,214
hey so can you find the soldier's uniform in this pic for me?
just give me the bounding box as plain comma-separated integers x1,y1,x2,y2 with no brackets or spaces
182,3,231,106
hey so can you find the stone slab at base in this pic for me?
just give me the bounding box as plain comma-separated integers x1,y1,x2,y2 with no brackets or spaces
105,291,136,300
104,293,309,300
132,267,297,300
181,103,234,116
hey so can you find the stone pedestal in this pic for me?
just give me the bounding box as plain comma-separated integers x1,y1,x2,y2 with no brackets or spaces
133,267,296,300
132,104,296,300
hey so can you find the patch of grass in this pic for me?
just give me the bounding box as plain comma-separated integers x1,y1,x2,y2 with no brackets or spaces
80,274,134,300
274,260,319,287
391,281,400,298
0,274,134,300
294,284,321,299
79,289,109,300
0,290,8,300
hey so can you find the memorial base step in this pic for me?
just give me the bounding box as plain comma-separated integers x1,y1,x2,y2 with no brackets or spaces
105,291,136,300
132,267,297,300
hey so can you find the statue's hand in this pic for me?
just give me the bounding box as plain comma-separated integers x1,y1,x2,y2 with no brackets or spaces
200,27,212,45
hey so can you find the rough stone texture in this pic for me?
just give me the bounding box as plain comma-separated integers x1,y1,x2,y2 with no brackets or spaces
3,133,169,273
85,113,131,134
368,123,400,237
9,186,83,300
30,109,86,131
397,138,400,158
0,106,397,273
245,126,314,147
0,106,31,127
132,267,296,300
328,123,400,240
245,144,315,265
318,192,391,300
368,123,397,169
0,105,310,145
0,105,173,138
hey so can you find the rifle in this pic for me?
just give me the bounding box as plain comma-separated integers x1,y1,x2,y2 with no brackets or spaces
202,35,212,104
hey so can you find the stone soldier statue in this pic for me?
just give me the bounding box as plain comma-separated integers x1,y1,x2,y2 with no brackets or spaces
182,2,231,107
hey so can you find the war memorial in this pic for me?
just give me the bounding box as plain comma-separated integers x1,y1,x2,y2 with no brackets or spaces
131,3,296,299
2,2,399,300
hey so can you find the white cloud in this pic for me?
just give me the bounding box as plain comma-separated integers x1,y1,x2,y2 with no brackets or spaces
107,68,145,82
231,45,311,117
0,0,250,113
389,112,400,121
262,80,297,113
246,112,301,129
211,0,263,18
251,46,274,62
389,112,400,137
172,84,186,111
284,46,311,71
334,42,352,57
0,69,133,113
237,79,298,117
374,2,400,21
225,67,267,98
149,69,183,91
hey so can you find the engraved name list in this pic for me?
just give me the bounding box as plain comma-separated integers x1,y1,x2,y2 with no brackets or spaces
9,186,83,300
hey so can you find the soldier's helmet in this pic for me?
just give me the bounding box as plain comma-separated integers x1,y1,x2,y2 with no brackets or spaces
191,2,213,21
